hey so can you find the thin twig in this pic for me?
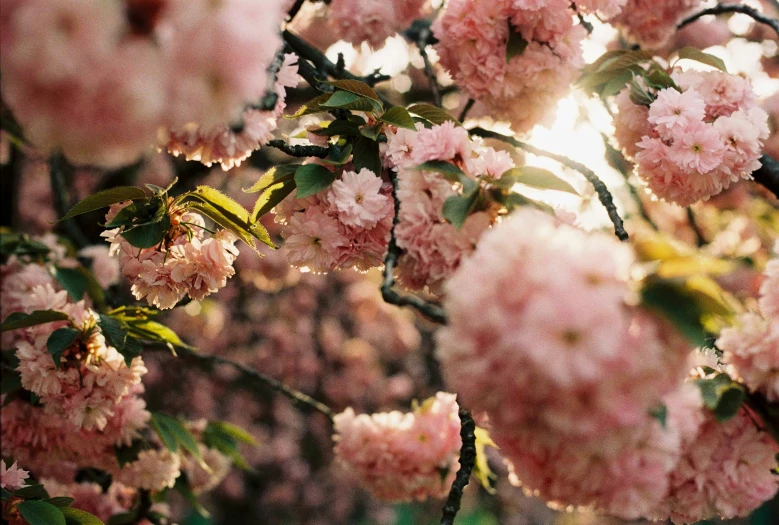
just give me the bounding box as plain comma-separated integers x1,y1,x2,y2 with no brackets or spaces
286,0,306,23
440,409,476,525
678,3,779,38
173,345,335,421
686,208,706,247
267,139,329,158
458,99,475,122
469,127,629,241
381,171,449,324
416,26,442,108
49,155,90,248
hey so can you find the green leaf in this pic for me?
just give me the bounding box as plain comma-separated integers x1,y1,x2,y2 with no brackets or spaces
60,507,105,525
54,266,105,306
120,336,143,367
310,119,362,137
325,80,382,105
1,310,68,333
251,180,296,221
629,76,656,107
174,476,210,518
188,187,273,250
1,487,11,500
320,91,376,112
472,427,497,494
352,137,382,177
595,50,652,73
13,484,50,499
98,315,128,352
503,192,556,214
243,165,300,194
107,512,136,525
695,374,745,422
206,421,258,445
285,93,334,118
45,497,74,508
121,214,171,249
359,123,382,141
502,167,578,194
17,500,66,525
414,160,465,180
126,320,190,350
57,187,146,222
676,47,727,72
1,369,22,395
151,413,204,465
442,187,479,229
191,187,251,224
324,142,353,166
379,107,416,131
294,164,338,199
407,104,460,126
649,405,668,428
0,232,51,258
150,413,179,453
506,22,528,63
644,69,678,91
641,279,708,347
47,327,80,370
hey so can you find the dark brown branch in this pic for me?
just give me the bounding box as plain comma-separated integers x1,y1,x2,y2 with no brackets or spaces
172,345,334,421
686,208,706,247
458,99,475,122
267,139,329,158
469,127,629,241
415,26,442,108
678,3,779,39
440,409,476,525
381,171,449,324
286,0,306,23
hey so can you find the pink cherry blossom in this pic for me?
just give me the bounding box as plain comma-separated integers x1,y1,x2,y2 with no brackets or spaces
329,169,394,229
332,392,461,502
0,460,29,491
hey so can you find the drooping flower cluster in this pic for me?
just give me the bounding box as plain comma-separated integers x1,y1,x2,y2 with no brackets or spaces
433,0,588,133
41,478,135,522
718,244,779,402
327,0,432,48
387,121,514,292
437,208,701,519
615,70,769,206
103,202,239,309
275,168,394,273
114,449,182,491
0,0,285,167
610,0,703,48
653,408,779,523
163,53,301,171
332,392,461,502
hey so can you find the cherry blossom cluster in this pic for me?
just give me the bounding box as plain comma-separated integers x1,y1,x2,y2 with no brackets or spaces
1,460,30,492
332,392,461,502
610,0,703,48
0,0,285,167
275,167,395,273
162,53,301,171
1,263,147,435
327,0,432,48
718,243,779,402
436,208,694,518
103,202,239,310
432,0,588,133
385,121,515,291
614,69,769,207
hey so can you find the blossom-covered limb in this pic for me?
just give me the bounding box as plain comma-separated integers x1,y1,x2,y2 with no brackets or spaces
381,172,449,324
171,345,335,421
469,127,629,241
678,3,779,38
439,408,476,525
754,154,779,198
266,139,329,158
49,155,90,248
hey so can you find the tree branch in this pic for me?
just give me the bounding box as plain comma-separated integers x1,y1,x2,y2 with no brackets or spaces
678,3,779,38
266,139,329,158
753,154,779,198
440,409,476,525
469,127,629,241
414,26,442,108
458,99,475,122
172,345,335,421
49,155,90,248
381,171,449,324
